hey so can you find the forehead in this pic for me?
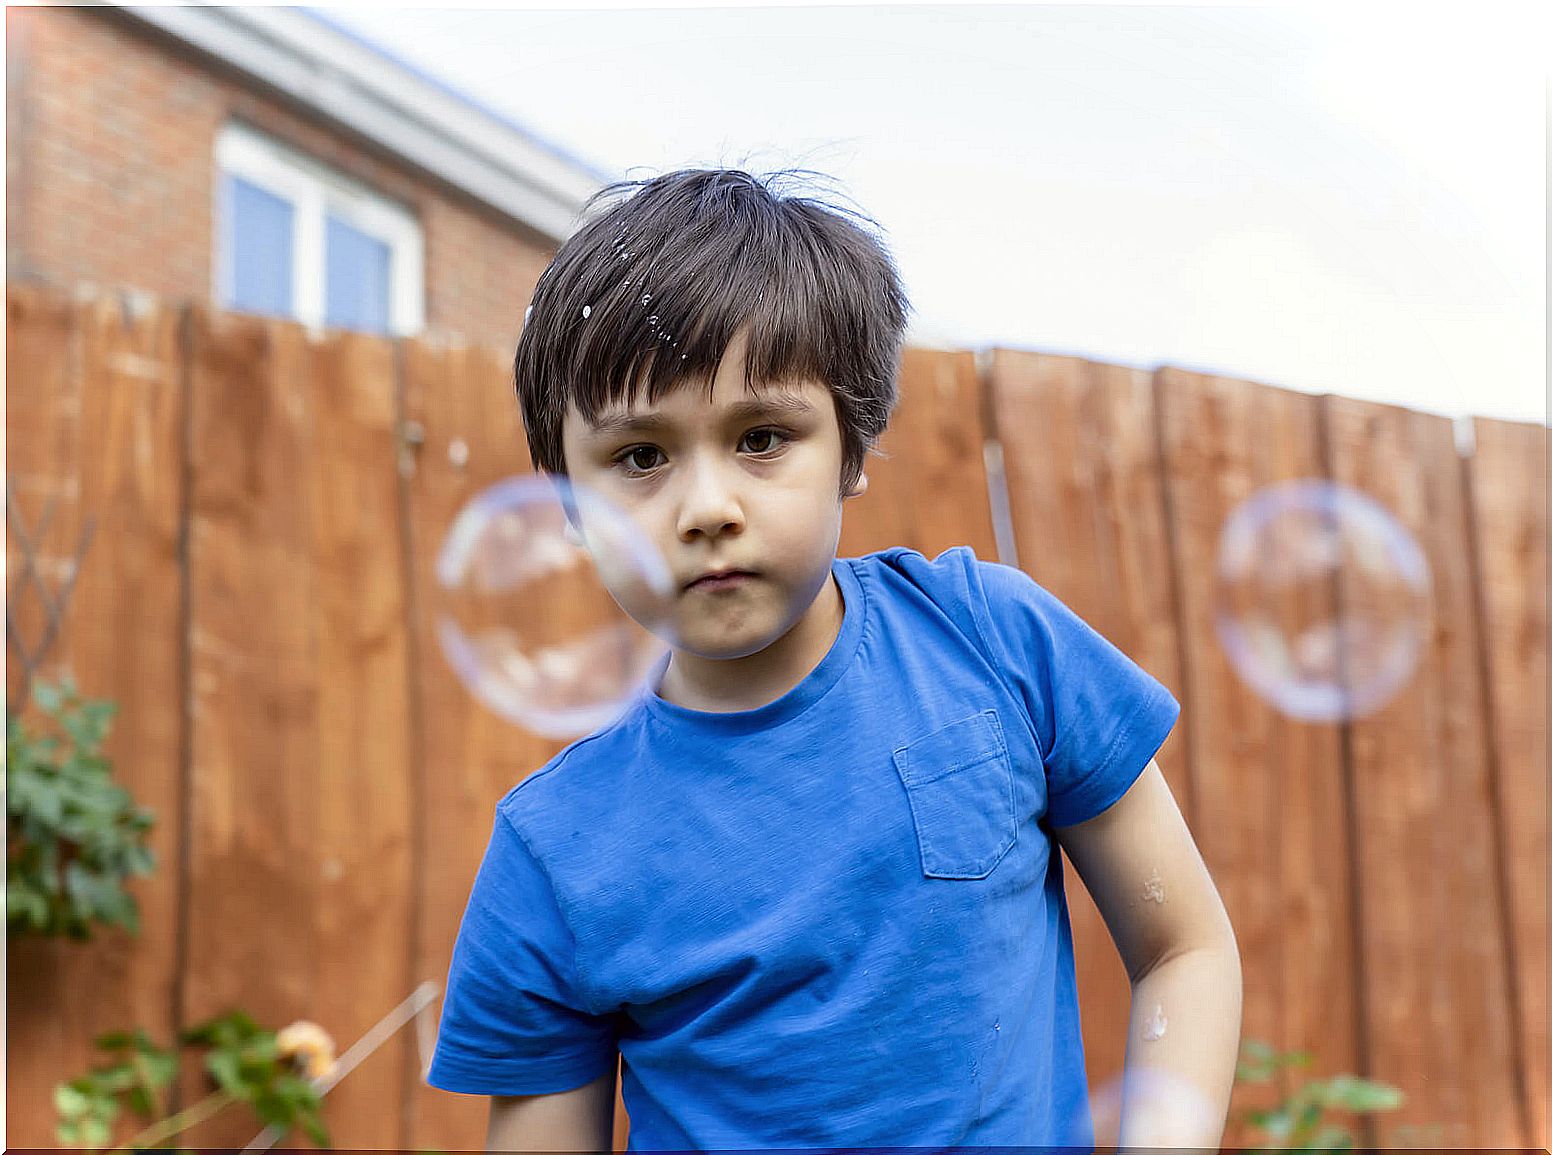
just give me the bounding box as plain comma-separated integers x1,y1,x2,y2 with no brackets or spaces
568,377,830,438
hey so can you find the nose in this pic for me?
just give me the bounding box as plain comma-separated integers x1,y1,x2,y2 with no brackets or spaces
674,452,745,541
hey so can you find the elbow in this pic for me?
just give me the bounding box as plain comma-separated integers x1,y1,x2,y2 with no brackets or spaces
1131,930,1242,990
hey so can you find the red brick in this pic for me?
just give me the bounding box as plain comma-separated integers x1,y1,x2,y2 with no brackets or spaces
10,5,556,348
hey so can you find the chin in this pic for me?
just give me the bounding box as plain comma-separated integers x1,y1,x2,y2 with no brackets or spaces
675,630,778,662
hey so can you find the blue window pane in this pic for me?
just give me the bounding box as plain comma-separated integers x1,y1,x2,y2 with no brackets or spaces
325,215,392,334
224,174,294,318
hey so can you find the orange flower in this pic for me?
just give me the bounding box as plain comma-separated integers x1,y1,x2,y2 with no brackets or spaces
275,1020,338,1082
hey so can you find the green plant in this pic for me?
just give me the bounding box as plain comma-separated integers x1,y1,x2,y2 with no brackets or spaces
54,1009,334,1151
7,676,156,939
1234,1039,1405,1152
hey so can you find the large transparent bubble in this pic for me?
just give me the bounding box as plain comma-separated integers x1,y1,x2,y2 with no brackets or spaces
434,475,675,739
1213,479,1431,723
1085,1065,1221,1147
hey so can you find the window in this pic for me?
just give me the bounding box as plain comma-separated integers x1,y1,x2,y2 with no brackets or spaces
215,122,424,336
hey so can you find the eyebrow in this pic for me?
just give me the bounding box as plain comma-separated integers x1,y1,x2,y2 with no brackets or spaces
586,394,817,437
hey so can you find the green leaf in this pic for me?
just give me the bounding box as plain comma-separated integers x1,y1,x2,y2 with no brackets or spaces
283,1074,325,1110
56,1119,82,1145
54,1082,92,1119
299,1110,331,1148
97,1064,138,1094
1318,1074,1405,1112
252,1088,293,1127
1259,1107,1295,1141
1309,1125,1355,1150
1241,1039,1278,1062
206,1049,245,1094
81,1116,111,1146
141,1050,179,1088
126,1084,155,1117
8,681,152,943
33,679,65,715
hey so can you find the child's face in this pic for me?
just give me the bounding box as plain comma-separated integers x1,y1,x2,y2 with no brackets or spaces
559,328,863,664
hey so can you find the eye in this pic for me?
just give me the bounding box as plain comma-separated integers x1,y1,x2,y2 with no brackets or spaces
741,428,787,454
615,445,663,473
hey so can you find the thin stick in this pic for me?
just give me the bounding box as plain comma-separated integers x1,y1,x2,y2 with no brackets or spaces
240,981,442,1154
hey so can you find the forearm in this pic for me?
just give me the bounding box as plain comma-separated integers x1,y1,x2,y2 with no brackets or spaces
1117,943,1243,1152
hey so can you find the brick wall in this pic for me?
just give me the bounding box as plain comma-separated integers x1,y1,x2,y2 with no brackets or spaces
6,5,562,354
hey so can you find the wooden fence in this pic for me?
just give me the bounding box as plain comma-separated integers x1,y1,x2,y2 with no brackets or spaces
6,282,1545,1151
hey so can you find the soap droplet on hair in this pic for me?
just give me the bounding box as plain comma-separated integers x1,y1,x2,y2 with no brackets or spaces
641,294,652,306
581,305,592,319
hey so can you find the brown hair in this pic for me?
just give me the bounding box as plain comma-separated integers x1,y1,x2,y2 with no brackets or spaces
514,168,911,497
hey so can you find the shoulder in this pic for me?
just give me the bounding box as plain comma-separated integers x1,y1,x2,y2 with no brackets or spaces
848,544,1040,644
849,543,990,608
497,711,648,841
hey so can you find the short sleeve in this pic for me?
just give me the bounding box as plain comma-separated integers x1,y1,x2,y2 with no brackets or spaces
425,807,618,1095
963,554,1179,829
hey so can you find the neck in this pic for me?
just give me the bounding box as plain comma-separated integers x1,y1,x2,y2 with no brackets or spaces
658,573,844,713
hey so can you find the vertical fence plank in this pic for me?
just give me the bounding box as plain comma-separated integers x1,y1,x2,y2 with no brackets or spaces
1467,416,1548,1151
178,308,326,1148
840,347,999,560
1155,368,1358,1144
1324,397,1524,1146
6,284,84,1148
399,336,585,1152
986,350,1189,1099
178,315,418,1149
306,329,418,1148
5,286,186,1148
5,284,79,703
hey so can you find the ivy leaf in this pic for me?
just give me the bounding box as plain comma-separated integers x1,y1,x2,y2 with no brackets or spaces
126,1084,156,1118
1318,1074,1405,1112
1258,1107,1295,1141
7,679,153,943
206,1049,245,1095
299,1110,332,1148
32,679,65,715
80,1116,111,1147
54,1083,91,1120
251,1088,292,1128
1308,1125,1355,1150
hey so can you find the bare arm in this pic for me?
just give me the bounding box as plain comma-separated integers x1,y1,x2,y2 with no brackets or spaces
1054,759,1243,1150
486,1066,616,1153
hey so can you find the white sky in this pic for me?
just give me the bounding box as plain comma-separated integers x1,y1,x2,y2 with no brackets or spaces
313,2,1547,425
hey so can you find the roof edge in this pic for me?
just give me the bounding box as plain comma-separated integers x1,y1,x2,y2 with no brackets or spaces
106,2,613,243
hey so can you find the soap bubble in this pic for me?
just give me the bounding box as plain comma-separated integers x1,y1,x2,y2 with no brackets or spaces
434,475,674,739
1086,1066,1220,1148
1213,479,1431,723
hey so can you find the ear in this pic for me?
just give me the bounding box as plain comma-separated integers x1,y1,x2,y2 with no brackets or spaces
845,471,869,499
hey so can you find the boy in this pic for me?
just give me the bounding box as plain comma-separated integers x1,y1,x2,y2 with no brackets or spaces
427,169,1242,1151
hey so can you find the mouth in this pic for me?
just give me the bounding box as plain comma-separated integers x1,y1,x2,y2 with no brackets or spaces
685,570,757,592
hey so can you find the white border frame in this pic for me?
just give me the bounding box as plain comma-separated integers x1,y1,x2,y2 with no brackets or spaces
214,121,425,337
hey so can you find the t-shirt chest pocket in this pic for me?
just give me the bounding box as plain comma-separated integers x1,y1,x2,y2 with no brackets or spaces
892,709,1017,880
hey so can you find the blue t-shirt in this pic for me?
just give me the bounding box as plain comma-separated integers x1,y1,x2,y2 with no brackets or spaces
427,546,1179,1149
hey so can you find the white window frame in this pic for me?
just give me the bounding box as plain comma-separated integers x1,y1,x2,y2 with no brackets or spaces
214,120,425,337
